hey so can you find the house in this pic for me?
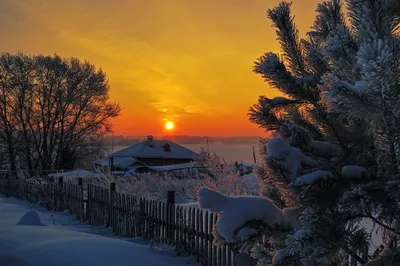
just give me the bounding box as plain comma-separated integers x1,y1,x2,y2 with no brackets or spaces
94,135,198,171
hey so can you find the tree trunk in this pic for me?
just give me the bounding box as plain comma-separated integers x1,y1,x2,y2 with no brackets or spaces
6,133,16,173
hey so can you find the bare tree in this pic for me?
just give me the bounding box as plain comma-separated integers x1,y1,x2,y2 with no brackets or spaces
0,52,120,172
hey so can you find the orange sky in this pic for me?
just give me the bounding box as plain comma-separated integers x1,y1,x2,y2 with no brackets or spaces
0,0,322,136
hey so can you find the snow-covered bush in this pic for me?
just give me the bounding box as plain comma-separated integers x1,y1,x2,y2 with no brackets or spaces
199,0,400,265
90,151,260,203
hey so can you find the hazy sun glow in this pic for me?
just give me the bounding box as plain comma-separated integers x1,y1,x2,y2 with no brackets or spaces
165,121,174,131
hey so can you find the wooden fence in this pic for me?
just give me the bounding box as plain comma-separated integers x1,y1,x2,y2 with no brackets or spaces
85,183,257,266
0,176,366,266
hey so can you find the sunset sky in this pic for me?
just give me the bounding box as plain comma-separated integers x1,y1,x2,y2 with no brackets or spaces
0,0,322,137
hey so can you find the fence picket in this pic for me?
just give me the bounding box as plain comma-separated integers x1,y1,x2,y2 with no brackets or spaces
213,214,218,266
209,212,215,266
170,203,175,244
175,206,181,253
195,208,200,263
199,209,204,265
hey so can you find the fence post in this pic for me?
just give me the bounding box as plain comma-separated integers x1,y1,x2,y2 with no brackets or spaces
167,190,175,205
108,182,116,228
58,176,64,211
5,173,10,197
78,178,84,221
48,177,54,210
166,191,175,243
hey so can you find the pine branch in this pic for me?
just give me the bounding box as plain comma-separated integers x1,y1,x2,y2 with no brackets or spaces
360,251,400,266
310,0,346,41
345,213,395,233
302,37,330,76
342,245,367,264
313,102,350,154
267,1,306,77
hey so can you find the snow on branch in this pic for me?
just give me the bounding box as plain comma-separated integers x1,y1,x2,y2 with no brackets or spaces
308,140,343,158
266,138,316,182
237,227,260,242
294,170,333,185
198,187,228,212
324,73,369,95
272,249,289,265
341,165,367,178
198,188,290,243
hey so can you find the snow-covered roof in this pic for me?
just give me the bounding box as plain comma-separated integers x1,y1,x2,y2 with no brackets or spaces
112,139,197,159
95,139,198,168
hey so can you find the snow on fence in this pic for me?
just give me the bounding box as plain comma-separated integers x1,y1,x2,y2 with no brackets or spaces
0,175,367,266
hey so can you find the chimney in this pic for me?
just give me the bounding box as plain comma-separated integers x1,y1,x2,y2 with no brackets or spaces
147,135,154,147
163,143,171,152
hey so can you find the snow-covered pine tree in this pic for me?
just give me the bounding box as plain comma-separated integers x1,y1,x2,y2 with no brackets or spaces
197,0,400,265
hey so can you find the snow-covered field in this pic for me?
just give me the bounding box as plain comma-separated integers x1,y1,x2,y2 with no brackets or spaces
0,196,196,266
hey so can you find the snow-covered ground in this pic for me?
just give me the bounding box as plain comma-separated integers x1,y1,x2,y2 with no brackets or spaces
0,196,196,266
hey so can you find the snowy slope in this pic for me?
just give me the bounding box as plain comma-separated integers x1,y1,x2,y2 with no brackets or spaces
0,196,195,266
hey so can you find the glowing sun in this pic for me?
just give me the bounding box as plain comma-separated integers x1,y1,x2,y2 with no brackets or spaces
165,121,174,131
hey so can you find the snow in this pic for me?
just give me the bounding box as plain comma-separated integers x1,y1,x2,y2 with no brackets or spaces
295,170,333,185
308,140,342,158
0,196,195,266
123,163,203,176
272,249,289,265
198,188,284,242
267,138,292,159
341,165,367,178
178,201,199,209
16,211,44,226
48,170,100,180
236,174,260,193
327,74,369,95
352,80,369,93
282,207,302,230
237,227,259,241
340,79,369,94
124,165,150,177
294,74,317,85
266,138,316,181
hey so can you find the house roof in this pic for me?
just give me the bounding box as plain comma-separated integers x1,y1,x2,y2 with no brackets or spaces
113,139,197,159
94,139,198,168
